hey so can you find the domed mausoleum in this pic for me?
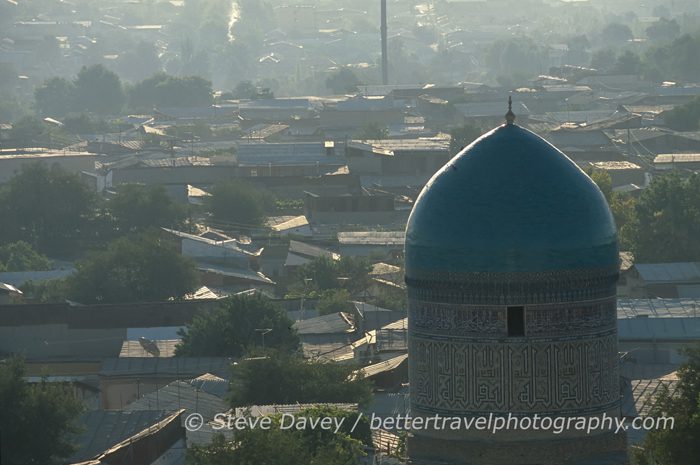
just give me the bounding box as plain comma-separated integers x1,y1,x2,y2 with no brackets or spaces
405,102,628,465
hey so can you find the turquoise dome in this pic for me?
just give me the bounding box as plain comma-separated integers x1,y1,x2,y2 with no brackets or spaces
405,123,618,274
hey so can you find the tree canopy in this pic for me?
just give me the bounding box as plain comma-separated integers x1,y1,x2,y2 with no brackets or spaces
206,180,275,227
0,357,83,465
632,173,700,263
228,352,373,408
67,231,199,303
109,184,188,232
633,344,700,465
187,406,369,465
325,67,363,94
289,256,372,296
127,73,213,110
0,163,98,256
176,295,300,357
0,241,52,272
73,64,125,115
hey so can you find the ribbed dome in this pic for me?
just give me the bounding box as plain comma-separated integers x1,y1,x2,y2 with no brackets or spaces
405,123,618,274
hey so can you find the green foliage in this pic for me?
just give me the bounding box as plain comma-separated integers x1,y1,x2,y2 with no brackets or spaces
664,96,700,131
632,173,700,262
585,167,613,203
325,67,363,94
316,289,353,316
290,256,371,296
369,285,407,312
61,113,109,135
73,64,125,115
614,50,642,75
207,180,275,226
0,357,84,465
187,410,367,465
0,163,98,255
601,22,633,43
228,352,373,408
34,77,75,117
356,122,389,140
450,124,482,154
643,34,700,82
0,241,52,272
486,37,546,79
231,80,257,99
116,41,162,82
68,231,199,303
645,18,681,43
20,279,69,304
109,184,188,232
176,295,300,357
590,49,617,72
632,344,700,465
7,115,53,147
127,73,213,110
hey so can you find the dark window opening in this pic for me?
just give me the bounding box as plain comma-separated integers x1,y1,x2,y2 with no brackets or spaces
507,306,525,337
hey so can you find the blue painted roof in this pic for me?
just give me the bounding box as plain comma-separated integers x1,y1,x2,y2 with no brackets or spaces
405,123,618,273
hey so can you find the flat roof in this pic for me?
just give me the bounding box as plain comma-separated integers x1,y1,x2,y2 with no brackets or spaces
590,161,642,170
0,149,94,160
337,231,405,245
654,153,700,164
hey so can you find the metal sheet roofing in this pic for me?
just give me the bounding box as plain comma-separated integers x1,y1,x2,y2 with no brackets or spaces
635,262,700,283
99,357,232,377
123,380,228,421
294,312,355,335
70,410,169,462
337,231,405,246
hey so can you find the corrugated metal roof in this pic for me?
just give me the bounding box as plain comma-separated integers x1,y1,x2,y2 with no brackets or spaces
337,231,405,246
294,312,355,335
635,262,700,283
70,410,169,462
123,380,227,420
119,339,180,358
358,353,408,379
99,357,232,377
655,153,700,164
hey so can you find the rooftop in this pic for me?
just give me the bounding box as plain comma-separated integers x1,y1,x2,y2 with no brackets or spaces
337,231,405,246
635,262,700,283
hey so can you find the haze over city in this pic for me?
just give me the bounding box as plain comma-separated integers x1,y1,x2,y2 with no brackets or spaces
1,1,700,465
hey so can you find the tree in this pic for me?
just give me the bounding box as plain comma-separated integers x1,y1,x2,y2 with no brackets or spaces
127,73,213,110
316,289,353,316
228,352,372,407
645,18,681,43
176,295,299,357
325,67,363,94
356,122,389,140
643,35,700,82
633,344,700,465
290,256,371,296
614,50,642,75
231,80,257,100
116,41,162,82
632,173,700,262
187,406,368,465
664,96,700,131
601,23,633,44
450,124,482,154
0,241,52,272
109,184,188,232
34,77,75,117
0,163,98,255
586,168,613,203
7,116,51,148
207,180,275,226
590,49,617,72
67,232,199,303
73,64,125,115
0,357,83,465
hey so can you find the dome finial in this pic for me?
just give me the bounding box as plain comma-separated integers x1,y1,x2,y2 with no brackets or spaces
505,96,515,125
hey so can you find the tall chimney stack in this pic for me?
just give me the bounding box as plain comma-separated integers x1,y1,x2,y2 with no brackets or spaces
381,0,388,85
